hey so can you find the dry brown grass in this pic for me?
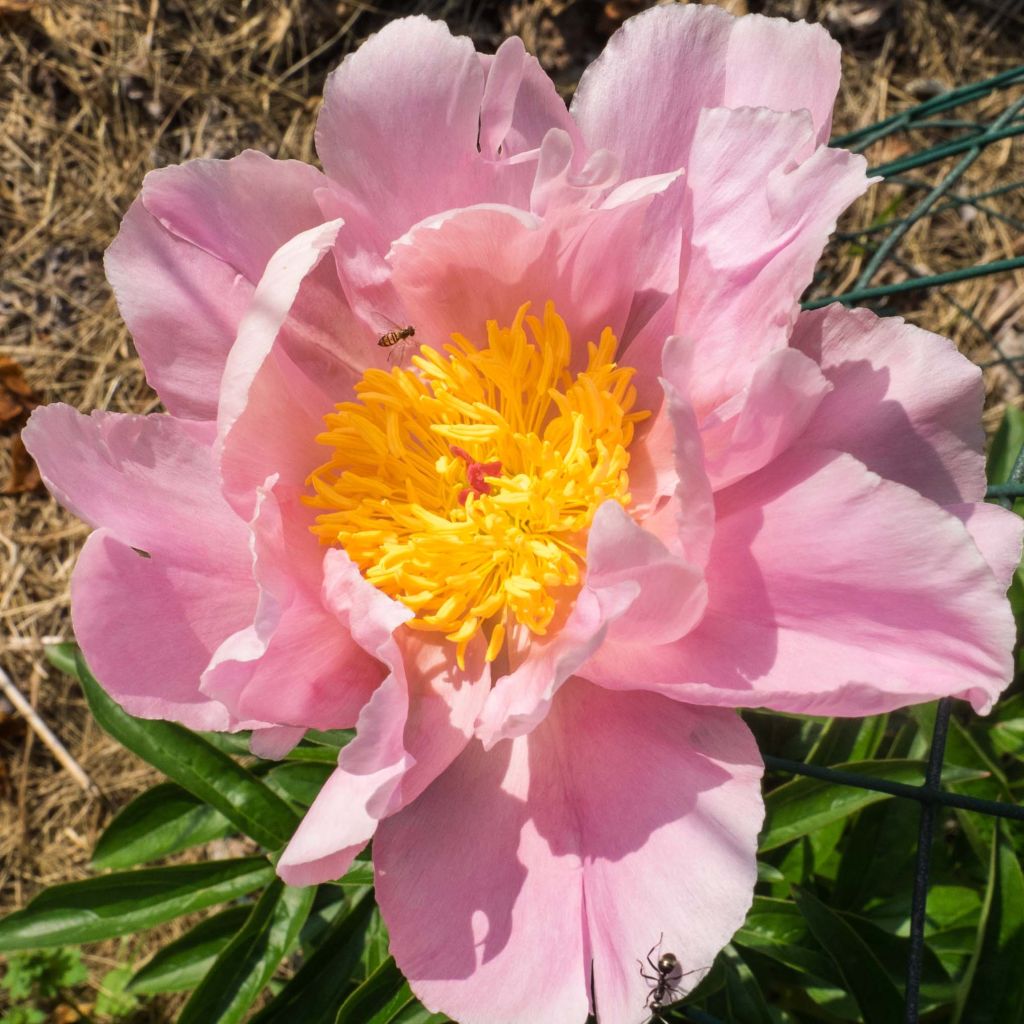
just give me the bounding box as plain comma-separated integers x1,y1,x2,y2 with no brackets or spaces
1,0,1022,1017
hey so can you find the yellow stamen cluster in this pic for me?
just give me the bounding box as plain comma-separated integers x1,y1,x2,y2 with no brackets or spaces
306,302,649,668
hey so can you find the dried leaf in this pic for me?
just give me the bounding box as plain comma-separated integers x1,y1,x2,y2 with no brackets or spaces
0,357,39,432
4,433,43,494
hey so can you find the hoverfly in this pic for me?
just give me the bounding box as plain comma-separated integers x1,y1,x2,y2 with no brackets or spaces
372,313,416,365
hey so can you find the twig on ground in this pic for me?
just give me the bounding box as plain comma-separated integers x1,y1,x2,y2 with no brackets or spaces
0,661,99,797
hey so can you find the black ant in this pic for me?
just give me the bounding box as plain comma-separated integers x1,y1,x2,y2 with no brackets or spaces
638,936,703,1021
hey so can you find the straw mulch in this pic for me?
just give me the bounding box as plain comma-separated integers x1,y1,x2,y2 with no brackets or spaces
1,0,1022,1016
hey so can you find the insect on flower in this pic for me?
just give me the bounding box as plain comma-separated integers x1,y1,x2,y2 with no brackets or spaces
373,313,416,365
639,936,703,1019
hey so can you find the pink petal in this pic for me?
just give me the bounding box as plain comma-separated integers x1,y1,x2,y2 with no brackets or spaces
217,220,351,518
529,129,621,218
479,36,583,164
699,347,831,490
250,725,305,760
140,151,328,285
571,3,840,180
201,484,384,730
948,502,1024,592
106,153,327,419
389,199,655,357
276,551,489,885
375,680,763,1024
23,406,256,729
23,406,244,568
673,107,869,414
316,19,495,250
791,304,988,505
104,202,252,420
475,500,706,750
585,449,1016,716
72,529,253,731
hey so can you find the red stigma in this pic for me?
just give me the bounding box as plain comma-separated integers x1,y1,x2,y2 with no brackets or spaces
451,446,502,504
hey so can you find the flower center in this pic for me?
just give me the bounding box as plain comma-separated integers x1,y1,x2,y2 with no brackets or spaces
306,301,649,669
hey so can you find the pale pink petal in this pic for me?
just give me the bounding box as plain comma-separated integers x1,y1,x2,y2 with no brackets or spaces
389,199,655,357
699,347,831,490
948,502,1024,591
250,725,306,760
479,37,583,163
140,151,328,285
661,372,716,568
571,3,840,179
106,153,327,419
529,130,620,218
23,406,257,729
23,406,245,568
375,680,763,1024
217,220,350,518
476,500,705,749
201,484,384,730
674,107,869,414
315,18,490,250
277,550,489,886
104,202,252,420
583,449,1015,716
791,304,988,505
72,530,252,731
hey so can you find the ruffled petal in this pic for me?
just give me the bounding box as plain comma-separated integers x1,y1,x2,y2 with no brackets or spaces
479,36,582,160
201,483,384,730
375,680,763,1024
791,304,988,505
948,502,1024,592
276,550,489,885
71,529,254,731
671,106,869,414
388,197,657,361
698,347,831,490
105,153,327,419
584,449,1015,716
316,17,543,250
571,3,840,179
23,406,245,568
22,406,256,728
217,220,354,518
476,499,706,750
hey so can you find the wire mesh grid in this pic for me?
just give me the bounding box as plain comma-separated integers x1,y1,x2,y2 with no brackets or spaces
662,66,1024,1024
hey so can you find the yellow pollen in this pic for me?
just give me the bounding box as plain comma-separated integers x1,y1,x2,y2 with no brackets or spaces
305,301,650,669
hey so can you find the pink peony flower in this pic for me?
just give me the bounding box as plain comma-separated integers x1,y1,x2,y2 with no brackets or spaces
24,7,1022,1022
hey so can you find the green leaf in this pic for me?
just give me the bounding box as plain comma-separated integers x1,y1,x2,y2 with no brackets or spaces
953,822,1024,1023
335,957,416,1024
94,966,139,1018
986,406,1024,485
252,889,376,1024
760,759,986,852
263,763,334,809
735,897,841,986
793,887,904,1024
75,652,299,850
0,858,273,951
179,880,315,1024
41,642,80,680
92,782,233,869
719,945,773,1023
129,906,252,995
334,862,375,887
